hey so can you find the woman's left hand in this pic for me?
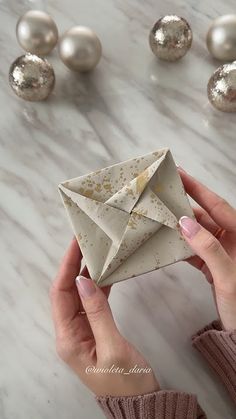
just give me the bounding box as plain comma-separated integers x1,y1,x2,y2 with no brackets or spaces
50,238,159,396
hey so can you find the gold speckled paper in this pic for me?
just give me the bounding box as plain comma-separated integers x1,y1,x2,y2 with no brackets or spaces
59,149,194,286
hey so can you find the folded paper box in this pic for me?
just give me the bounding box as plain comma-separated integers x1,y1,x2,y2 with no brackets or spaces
59,149,194,286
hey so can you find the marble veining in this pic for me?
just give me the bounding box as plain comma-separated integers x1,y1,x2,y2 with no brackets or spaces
0,1,235,418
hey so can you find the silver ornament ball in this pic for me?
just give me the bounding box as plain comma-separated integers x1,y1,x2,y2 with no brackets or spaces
16,10,58,56
149,15,192,61
59,26,102,72
207,15,236,61
9,54,55,101
208,61,236,112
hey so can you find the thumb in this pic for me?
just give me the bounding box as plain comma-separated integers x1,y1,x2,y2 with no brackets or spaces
76,276,120,346
179,216,235,284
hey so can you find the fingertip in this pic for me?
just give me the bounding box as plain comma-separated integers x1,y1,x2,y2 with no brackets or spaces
179,216,201,239
72,235,81,249
75,275,97,299
80,265,90,279
70,237,83,259
177,165,186,173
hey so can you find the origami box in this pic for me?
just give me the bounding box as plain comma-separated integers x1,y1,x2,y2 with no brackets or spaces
59,149,194,286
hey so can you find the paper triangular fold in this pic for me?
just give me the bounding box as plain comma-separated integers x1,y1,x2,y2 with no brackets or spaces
59,148,195,286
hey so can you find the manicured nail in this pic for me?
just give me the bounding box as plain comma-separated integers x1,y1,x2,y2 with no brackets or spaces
76,276,96,298
179,216,201,239
176,165,186,172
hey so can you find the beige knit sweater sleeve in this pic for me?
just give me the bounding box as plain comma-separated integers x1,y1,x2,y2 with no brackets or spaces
96,321,236,418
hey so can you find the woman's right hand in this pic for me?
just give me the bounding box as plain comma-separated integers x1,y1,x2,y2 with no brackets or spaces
178,168,236,331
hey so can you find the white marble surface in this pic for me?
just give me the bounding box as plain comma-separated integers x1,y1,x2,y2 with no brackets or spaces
0,1,236,418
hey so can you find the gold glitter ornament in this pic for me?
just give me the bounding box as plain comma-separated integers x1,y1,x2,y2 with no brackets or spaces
9,54,55,101
16,10,58,56
207,61,236,112
149,15,192,61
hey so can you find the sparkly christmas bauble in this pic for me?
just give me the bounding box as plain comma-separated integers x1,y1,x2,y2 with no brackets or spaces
16,10,58,56
208,62,236,112
149,15,192,61
9,54,55,101
207,15,236,61
59,26,102,72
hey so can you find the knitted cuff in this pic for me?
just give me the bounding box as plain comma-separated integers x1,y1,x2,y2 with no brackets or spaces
96,390,203,419
192,320,236,403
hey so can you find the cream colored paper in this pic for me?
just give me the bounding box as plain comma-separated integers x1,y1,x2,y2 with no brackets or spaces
59,149,194,286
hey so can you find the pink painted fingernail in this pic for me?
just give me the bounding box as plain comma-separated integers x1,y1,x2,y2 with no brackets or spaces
179,216,201,239
76,276,96,298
